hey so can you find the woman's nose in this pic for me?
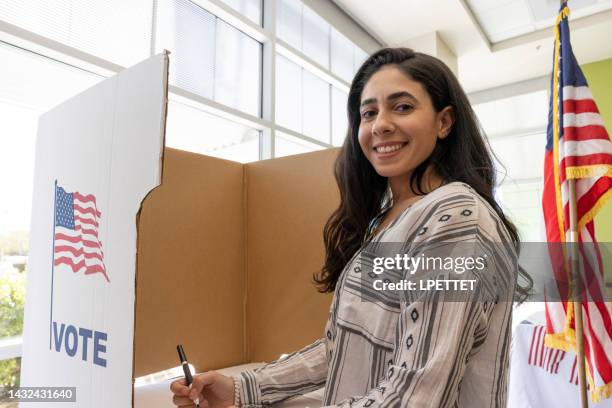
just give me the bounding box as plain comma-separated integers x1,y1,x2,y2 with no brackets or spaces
372,112,395,137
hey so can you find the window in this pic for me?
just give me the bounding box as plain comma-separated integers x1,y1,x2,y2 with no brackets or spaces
276,0,302,52
165,101,260,163
474,90,549,241
273,0,368,153
495,181,543,242
214,20,262,116
473,91,548,137
275,132,324,158
276,0,367,76
330,28,354,82
0,0,152,67
156,0,216,99
275,54,330,144
330,28,368,82
219,0,262,25
155,0,262,116
489,132,546,242
489,133,545,183
331,87,349,146
302,69,330,143
275,54,302,132
301,5,330,68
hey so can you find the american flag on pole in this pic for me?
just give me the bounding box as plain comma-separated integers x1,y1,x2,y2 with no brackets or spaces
542,4,612,402
54,183,109,282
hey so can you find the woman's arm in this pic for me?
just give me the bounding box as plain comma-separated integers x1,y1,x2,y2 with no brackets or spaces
233,337,328,407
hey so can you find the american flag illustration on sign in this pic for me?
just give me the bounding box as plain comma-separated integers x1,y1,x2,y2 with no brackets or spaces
54,183,109,282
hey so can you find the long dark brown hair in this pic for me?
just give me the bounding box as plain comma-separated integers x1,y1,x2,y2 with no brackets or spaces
313,47,532,301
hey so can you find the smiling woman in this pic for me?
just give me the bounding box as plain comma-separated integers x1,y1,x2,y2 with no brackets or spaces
170,48,532,408
357,66,454,214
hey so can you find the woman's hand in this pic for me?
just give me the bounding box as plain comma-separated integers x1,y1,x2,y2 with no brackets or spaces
170,371,237,408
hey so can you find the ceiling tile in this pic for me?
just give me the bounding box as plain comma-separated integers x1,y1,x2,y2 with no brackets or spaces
472,0,534,42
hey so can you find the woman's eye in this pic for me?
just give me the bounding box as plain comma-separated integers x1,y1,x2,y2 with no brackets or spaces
361,110,376,119
396,104,413,112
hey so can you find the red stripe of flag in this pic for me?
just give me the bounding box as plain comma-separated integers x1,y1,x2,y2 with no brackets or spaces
54,257,109,282
528,325,539,365
555,351,566,374
544,345,551,368
563,99,599,115
561,178,612,235
549,349,559,373
562,125,609,141
74,204,101,218
532,326,542,366
54,245,104,261
539,325,546,366
73,192,98,205
54,232,102,249
54,257,104,272
584,304,612,381
544,347,556,371
576,178,612,222
74,215,99,228
74,224,99,238
542,152,563,242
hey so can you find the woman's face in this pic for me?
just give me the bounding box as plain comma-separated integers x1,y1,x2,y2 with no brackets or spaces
358,65,453,181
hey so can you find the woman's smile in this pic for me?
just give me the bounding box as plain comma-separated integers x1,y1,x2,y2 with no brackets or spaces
372,141,409,158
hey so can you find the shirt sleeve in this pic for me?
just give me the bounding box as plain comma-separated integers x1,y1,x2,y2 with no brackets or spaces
233,337,328,407
320,196,514,408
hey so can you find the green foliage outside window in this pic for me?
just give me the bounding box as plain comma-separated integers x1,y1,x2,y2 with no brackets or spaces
0,231,28,389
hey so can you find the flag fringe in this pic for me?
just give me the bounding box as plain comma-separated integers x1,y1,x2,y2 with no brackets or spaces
591,382,612,403
546,308,612,402
566,165,612,180
544,332,572,351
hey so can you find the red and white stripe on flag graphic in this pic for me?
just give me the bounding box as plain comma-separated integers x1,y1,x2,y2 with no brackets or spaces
54,189,109,282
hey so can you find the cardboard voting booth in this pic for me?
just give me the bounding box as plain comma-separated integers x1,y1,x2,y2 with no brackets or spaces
21,54,339,407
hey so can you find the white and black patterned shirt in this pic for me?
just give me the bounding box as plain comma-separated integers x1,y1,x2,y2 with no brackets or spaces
234,182,517,408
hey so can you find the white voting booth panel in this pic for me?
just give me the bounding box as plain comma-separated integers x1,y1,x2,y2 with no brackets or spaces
20,54,168,407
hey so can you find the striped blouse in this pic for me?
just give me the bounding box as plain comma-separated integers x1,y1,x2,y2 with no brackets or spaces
234,182,517,408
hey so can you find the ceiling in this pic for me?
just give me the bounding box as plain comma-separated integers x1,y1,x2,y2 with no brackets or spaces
333,0,612,93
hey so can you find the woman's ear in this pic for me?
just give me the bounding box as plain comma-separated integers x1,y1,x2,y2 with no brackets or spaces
437,106,455,139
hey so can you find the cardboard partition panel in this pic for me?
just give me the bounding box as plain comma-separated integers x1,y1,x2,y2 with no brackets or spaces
134,148,339,376
134,148,246,377
246,150,338,362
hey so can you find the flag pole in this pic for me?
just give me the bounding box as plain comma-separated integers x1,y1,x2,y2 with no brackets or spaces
568,179,589,408
561,1,589,406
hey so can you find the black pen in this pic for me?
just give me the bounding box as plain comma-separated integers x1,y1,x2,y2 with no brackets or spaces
177,344,200,407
